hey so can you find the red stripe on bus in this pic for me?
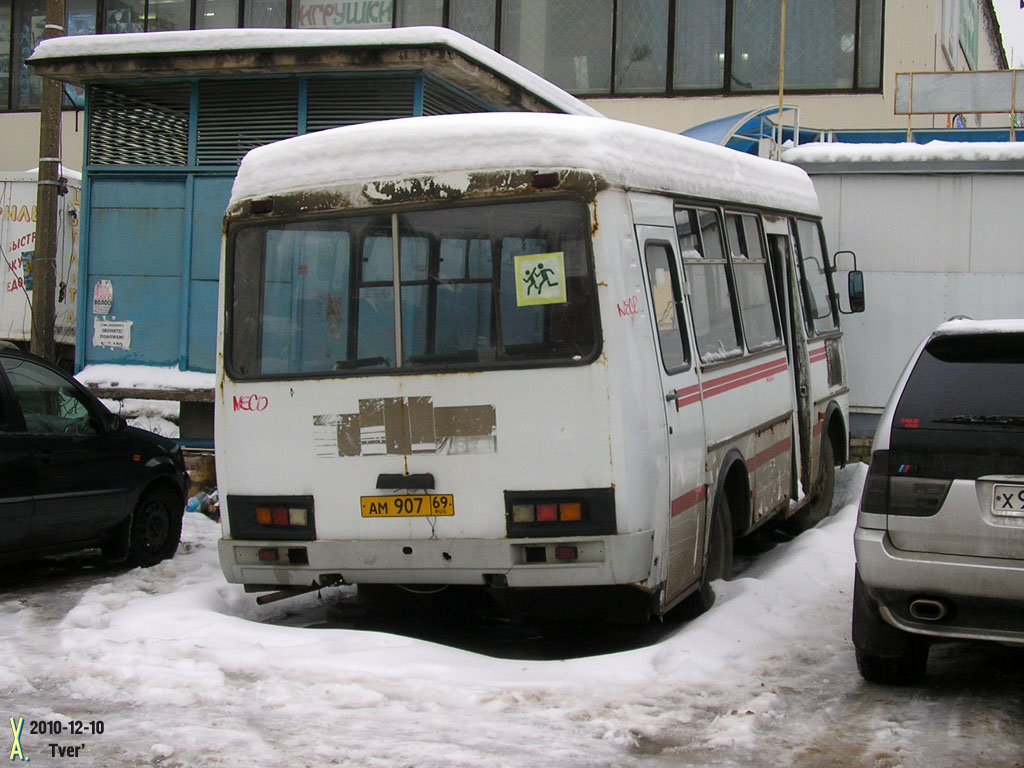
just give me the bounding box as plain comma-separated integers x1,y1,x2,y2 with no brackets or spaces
670,357,789,409
808,345,828,363
701,357,789,399
671,484,707,517
748,436,792,471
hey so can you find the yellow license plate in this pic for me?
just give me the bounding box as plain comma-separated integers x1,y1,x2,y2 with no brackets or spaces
360,494,455,517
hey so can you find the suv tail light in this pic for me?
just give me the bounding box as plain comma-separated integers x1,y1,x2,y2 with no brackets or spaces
861,450,951,517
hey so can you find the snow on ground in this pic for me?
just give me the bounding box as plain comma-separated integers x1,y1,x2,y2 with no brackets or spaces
2,467,872,768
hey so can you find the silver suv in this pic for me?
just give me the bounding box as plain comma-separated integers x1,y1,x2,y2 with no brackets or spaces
853,319,1024,684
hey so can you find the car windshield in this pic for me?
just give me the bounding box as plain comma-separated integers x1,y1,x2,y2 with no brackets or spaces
227,198,599,378
894,333,1024,429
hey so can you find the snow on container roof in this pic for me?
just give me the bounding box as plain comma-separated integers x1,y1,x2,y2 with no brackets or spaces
783,140,1024,175
28,27,601,118
230,112,821,216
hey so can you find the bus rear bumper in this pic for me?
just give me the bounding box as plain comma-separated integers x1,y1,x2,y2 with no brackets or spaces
218,531,656,590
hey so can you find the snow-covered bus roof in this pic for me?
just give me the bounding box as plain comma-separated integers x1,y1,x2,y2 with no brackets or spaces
783,140,1024,175
29,27,601,118
230,112,821,216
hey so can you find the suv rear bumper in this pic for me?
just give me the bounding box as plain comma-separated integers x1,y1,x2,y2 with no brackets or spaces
855,527,1024,643
219,530,655,591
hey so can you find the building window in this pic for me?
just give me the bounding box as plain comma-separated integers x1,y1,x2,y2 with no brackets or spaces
673,0,724,90
501,0,613,95
1,0,887,111
243,0,284,27
195,0,239,28
614,0,667,94
450,0,495,48
394,0,441,26
1,0,14,110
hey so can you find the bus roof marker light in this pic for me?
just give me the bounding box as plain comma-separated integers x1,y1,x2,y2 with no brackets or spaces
532,172,559,189
250,199,273,214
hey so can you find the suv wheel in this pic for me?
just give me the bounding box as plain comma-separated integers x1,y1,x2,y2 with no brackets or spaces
125,487,184,567
852,569,928,684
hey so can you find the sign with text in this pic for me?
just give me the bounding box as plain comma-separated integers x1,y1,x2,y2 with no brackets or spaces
295,0,393,29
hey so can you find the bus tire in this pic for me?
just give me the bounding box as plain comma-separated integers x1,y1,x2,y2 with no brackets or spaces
680,491,734,618
787,437,836,532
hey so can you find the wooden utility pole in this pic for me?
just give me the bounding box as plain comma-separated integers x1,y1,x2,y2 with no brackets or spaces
30,0,65,363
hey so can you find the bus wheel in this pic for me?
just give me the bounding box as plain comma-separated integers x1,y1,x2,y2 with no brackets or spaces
787,438,836,532
679,492,734,618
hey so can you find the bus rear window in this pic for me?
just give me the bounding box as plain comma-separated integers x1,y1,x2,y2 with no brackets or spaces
227,198,599,377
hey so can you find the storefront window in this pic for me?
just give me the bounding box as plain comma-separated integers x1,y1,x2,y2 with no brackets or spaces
149,0,190,31
501,0,612,95
244,0,285,27
195,0,239,28
394,0,441,26
673,0,725,90
614,0,666,93
11,0,43,109
294,0,393,29
732,0,857,91
450,0,494,48
103,0,145,32
857,0,883,89
0,0,11,110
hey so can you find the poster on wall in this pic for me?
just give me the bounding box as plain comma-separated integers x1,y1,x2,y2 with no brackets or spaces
295,0,393,29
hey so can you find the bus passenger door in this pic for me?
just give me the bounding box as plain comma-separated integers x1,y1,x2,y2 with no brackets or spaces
766,226,810,500
637,228,708,603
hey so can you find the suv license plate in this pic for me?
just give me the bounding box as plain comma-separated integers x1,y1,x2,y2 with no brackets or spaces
361,494,455,518
992,485,1024,517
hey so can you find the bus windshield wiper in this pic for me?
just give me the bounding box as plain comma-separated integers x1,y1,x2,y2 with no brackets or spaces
934,414,1024,427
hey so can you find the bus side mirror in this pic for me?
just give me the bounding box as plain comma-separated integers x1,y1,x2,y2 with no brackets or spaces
847,270,865,313
831,250,865,314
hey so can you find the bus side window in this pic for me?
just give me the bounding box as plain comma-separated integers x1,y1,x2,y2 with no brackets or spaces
644,241,690,373
725,212,782,352
791,218,838,336
675,206,742,363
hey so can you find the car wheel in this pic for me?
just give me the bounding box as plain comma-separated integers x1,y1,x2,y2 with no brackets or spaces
787,437,836,532
125,486,184,567
852,569,928,684
679,490,734,618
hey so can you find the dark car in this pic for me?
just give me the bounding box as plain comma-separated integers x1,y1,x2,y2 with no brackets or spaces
0,345,188,567
853,319,1024,684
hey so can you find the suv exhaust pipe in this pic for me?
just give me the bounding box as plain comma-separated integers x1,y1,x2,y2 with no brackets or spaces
909,598,948,622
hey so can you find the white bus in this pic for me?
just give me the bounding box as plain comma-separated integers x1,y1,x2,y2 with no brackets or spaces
216,113,863,619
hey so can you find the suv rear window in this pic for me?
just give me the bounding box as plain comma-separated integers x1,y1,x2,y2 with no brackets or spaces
894,333,1024,430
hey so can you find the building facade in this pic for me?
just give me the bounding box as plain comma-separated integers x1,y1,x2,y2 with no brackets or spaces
0,0,1010,172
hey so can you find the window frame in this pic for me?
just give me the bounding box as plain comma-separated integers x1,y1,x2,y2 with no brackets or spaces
675,203,745,366
224,194,603,381
642,239,691,375
723,210,784,353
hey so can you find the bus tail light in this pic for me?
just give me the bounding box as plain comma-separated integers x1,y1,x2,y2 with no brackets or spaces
554,545,578,561
504,489,616,538
227,495,316,541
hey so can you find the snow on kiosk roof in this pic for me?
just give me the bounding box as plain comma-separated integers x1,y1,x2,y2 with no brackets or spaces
28,27,601,118
230,112,821,217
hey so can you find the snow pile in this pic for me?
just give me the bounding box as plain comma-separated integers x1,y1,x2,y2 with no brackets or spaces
76,363,215,392
9,467,868,766
783,139,1024,165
